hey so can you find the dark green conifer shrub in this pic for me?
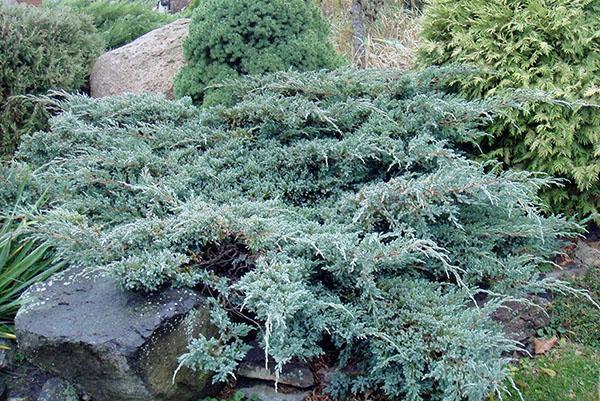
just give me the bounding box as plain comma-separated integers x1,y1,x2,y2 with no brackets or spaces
0,5,103,157
48,0,175,49
12,67,590,400
173,0,345,105
417,0,600,220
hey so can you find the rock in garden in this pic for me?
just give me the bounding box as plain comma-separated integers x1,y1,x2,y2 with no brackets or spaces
90,18,189,99
491,296,549,344
15,267,220,401
237,345,314,389
37,378,79,401
544,239,599,281
574,239,600,269
235,345,314,401
234,344,314,401
238,385,311,401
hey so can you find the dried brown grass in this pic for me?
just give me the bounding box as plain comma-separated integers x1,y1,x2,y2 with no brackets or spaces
318,0,422,69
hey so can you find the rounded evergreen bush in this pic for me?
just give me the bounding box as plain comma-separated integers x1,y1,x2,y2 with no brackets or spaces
417,0,600,220
0,4,103,157
173,0,345,105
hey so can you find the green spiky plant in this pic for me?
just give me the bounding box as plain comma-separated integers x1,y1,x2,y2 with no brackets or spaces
0,196,65,333
417,0,600,221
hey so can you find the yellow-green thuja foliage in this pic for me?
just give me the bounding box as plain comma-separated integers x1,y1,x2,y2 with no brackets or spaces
418,0,600,220
173,0,345,106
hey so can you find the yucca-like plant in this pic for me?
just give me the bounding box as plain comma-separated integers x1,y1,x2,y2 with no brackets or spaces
0,331,16,351
0,200,65,332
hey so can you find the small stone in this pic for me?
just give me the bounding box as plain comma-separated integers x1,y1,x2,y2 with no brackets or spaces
237,345,314,389
491,296,549,344
37,378,79,401
574,240,600,268
238,385,310,401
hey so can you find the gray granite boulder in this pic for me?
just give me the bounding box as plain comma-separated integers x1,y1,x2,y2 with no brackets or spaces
90,18,189,99
544,239,600,281
574,239,600,268
15,267,220,401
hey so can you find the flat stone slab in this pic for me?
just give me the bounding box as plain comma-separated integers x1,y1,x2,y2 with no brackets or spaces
238,384,310,401
237,345,314,389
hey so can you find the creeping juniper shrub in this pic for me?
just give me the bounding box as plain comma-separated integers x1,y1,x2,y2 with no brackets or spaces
417,0,600,221
12,67,589,401
173,0,345,106
0,5,103,158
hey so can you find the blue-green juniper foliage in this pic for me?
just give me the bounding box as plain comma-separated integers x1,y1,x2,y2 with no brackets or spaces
5,67,586,401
